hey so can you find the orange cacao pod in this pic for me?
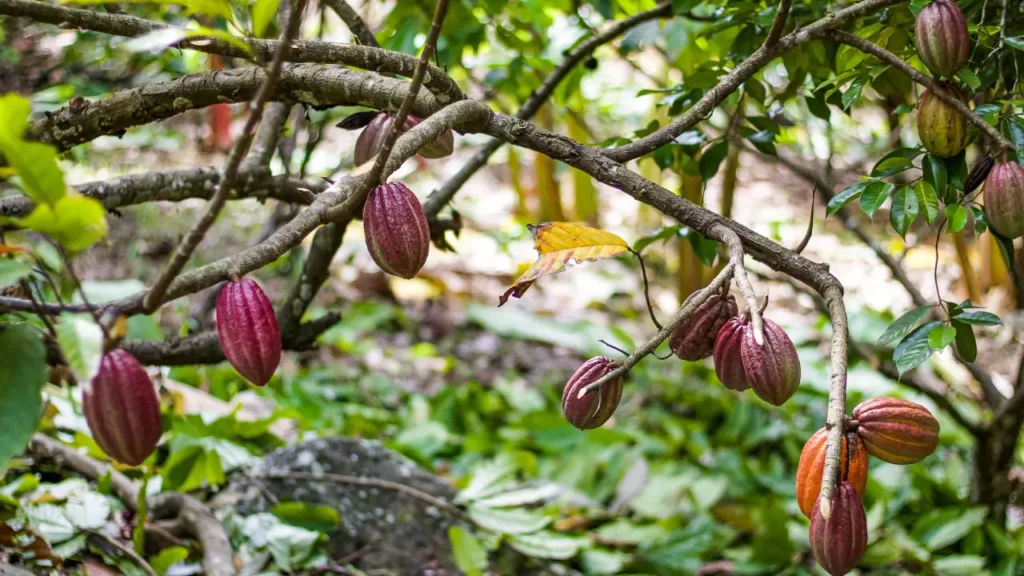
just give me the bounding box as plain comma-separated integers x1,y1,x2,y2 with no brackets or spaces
561,357,623,430
809,482,868,576
216,278,282,386
795,428,869,518
852,397,939,464
83,350,162,466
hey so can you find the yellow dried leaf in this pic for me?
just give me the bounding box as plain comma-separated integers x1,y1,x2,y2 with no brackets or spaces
499,222,630,306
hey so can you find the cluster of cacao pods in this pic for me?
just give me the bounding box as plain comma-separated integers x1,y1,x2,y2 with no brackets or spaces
666,288,802,406
913,0,971,158
798,397,940,575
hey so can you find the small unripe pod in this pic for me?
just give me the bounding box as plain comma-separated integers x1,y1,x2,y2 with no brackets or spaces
83,350,162,466
561,357,623,430
363,182,431,279
216,278,282,386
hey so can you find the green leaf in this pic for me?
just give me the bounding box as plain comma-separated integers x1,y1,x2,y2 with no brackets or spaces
186,27,253,55
955,67,981,91
0,93,32,140
468,504,551,535
951,311,1002,326
946,204,967,233
122,28,188,52
841,76,866,110
871,157,915,179
16,194,108,252
878,306,931,346
894,321,942,376
889,185,918,238
149,546,189,575
952,320,977,362
449,526,488,576
971,205,988,234
698,141,729,182
0,324,46,473
1005,37,1024,51
251,0,281,37
993,230,1016,275
56,314,105,384
827,181,872,215
0,259,33,289
911,507,988,551
945,152,968,191
859,181,894,219
271,502,340,533
928,325,956,350
633,226,681,253
507,532,584,560
0,141,66,205
923,154,947,200
914,180,939,222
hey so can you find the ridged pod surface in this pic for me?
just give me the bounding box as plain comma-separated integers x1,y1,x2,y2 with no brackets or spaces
852,397,939,464
984,161,1024,239
714,315,801,404
809,482,868,576
915,0,970,79
668,292,738,361
362,182,430,279
354,113,454,165
216,279,282,386
712,317,751,391
561,357,623,430
917,84,968,158
83,350,162,466
795,428,869,518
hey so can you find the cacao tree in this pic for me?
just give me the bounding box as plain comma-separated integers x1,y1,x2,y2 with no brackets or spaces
0,0,1022,573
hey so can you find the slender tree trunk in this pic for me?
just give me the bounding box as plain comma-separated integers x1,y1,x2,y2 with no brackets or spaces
535,105,565,222
567,110,598,225
678,171,705,300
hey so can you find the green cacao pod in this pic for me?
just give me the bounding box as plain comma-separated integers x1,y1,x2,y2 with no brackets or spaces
83,350,162,466
363,182,431,279
561,357,623,430
984,161,1024,239
917,84,968,158
668,291,738,361
915,0,969,79
216,278,281,387
809,482,868,576
852,397,939,464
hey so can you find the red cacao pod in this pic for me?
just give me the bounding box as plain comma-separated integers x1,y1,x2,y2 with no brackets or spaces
354,113,454,165
917,84,968,158
363,182,431,279
404,114,455,159
714,315,801,404
795,428,869,518
712,316,750,391
83,350,162,466
852,397,939,464
669,291,738,361
809,482,868,576
915,0,969,79
984,161,1024,239
216,278,282,386
561,357,623,430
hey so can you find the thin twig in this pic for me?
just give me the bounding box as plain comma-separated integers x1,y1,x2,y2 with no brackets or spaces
86,530,158,576
631,249,662,330
714,225,764,345
763,0,792,48
59,244,111,342
142,0,309,312
321,0,379,47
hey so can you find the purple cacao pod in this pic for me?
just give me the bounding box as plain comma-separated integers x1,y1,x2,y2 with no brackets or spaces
917,84,968,158
965,155,995,194
561,357,623,430
984,161,1024,239
669,291,738,361
83,350,162,466
216,278,282,386
809,482,868,576
354,113,454,165
404,114,455,159
363,182,430,279
915,0,969,79
713,316,751,391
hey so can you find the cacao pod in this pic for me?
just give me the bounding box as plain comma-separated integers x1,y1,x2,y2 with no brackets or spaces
914,0,969,79
714,315,801,405
809,482,868,576
561,357,623,430
363,182,431,279
216,278,282,387
354,113,454,165
83,350,162,466
668,291,738,361
852,397,939,464
983,161,1024,239
917,84,968,158
795,428,869,518
965,155,995,194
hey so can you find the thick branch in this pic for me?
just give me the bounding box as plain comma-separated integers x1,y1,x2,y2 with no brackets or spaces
829,30,1016,151
0,0,462,102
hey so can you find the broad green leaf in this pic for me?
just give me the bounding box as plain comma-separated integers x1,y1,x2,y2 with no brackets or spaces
871,157,914,179
1005,36,1024,51
928,325,956,350
951,311,1002,326
0,259,33,289
914,180,939,222
507,532,584,560
859,181,894,219
271,502,340,533
150,546,189,575
889,185,918,237
911,507,988,551
971,205,988,234
0,141,66,205
945,152,968,191
841,76,867,110
827,181,872,215
252,0,282,38
468,504,551,534
0,324,46,473
894,320,943,376
56,314,105,384
0,93,32,140
955,67,981,91
993,230,1016,275
449,527,487,576
16,194,108,252
633,226,681,253
877,306,931,346
945,204,967,233
923,154,947,200
1007,120,1024,165
699,141,729,182
952,320,977,362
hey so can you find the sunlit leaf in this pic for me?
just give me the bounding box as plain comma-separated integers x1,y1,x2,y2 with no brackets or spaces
878,306,931,346
16,193,108,252
56,314,105,384
928,325,956,350
271,502,340,533
894,321,942,376
251,0,281,37
122,28,188,52
889,185,918,238
914,180,939,223
945,204,967,233
827,181,872,215
0,259,33,289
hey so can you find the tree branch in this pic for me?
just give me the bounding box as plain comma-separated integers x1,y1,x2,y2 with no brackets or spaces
763,0,791,48
829,30,1016,152
717,226,765,344
320,0,380,47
